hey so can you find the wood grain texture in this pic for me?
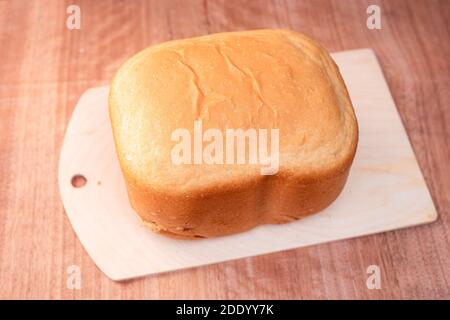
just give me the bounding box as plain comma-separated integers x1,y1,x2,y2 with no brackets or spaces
0,0,449,299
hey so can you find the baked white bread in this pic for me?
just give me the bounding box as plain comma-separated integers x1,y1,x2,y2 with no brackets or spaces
109,29,358,239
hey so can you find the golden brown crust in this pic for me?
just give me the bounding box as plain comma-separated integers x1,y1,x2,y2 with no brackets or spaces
109,29,358,239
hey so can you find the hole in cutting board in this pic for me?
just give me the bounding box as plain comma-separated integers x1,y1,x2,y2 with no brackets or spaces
71,175,87,188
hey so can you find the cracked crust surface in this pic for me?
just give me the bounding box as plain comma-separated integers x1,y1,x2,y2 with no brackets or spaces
109,29,358,239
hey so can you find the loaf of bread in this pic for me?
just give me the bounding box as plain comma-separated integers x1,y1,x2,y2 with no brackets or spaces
109,29,358,239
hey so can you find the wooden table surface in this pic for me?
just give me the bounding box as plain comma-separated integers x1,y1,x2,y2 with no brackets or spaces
1,0,449,299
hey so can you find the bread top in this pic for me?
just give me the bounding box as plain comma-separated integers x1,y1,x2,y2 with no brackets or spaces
109,29,358,194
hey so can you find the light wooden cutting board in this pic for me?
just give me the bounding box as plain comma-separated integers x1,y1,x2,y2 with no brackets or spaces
58,48,437,281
